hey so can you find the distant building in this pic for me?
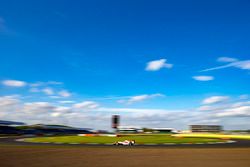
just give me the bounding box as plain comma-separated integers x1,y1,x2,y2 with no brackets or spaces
117,126,176,134
190,125,222,133
112,116,176,134
151,128,176,133
117,126,143,133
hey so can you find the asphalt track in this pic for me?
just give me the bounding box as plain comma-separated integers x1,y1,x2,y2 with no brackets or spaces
1,136,250,148
1,137,250,167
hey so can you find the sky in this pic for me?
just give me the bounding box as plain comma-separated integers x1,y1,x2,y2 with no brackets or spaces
0,0,250,130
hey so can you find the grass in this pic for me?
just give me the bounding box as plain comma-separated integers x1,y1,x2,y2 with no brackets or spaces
24,134,221,144
172,133,250,140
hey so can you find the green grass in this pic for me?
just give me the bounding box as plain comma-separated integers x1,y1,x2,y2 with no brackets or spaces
173,133,250,140
24,134,221,144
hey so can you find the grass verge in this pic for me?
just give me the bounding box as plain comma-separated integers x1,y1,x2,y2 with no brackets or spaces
24,134,221,144
172,133,250,140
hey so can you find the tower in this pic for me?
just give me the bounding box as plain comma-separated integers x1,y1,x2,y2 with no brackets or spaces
112,115,120,129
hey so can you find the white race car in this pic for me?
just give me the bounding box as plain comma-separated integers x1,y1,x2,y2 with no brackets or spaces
113,140,135,146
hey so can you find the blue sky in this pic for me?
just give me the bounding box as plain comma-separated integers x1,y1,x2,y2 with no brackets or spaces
0,0,250,130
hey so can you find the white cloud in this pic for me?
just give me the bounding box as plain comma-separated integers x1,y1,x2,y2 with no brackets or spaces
231,101,250,108
29,82,44,87
197,96,250,120
2,79,73,99
73,101,99,110
51,112,61,117
118,93,165,104
42,87,54,95
59,100,75,104
233,60,250,70
217,57,238,63
29,81,63,87
54,106,71,112
202,96,229,105
58,90,71,97
145,59,173,71
192,76,214,81
197,105,215,111
197,104,230,111
47,81,63,85
2,79,27,87
49,96,61,99
201,58,250,72
0,96,21,118
215,106,250,117
1,94,250,130
23,102,54,113
195,119,220,124
97,107,176,114
29,87,40,93
239,94,249,100
0,96,20,107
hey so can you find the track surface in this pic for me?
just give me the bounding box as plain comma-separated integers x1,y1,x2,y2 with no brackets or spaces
1,136,250,148
1,137,250,167
1,145,250,167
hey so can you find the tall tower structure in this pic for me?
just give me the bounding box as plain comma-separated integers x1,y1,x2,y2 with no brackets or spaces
111,115,120,129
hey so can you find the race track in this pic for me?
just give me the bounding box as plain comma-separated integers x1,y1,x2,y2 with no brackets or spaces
1,136,250,148
1,136,250,167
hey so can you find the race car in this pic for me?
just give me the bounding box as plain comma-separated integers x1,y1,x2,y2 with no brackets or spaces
113,140,135,146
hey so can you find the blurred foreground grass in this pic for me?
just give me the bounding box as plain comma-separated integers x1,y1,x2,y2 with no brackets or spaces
25,134,221,144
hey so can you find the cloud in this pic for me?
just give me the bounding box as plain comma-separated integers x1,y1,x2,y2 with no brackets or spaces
192,76,214,81
58,90,71,97
49,96,61,99
59,100,75,104
215,106,250,117
118,93,165,104
23,102,55,112
239,94,249,100
217,57,238,63
30,81,63,87
0,96,21,118
29,88,40,93
54,106,71,112
0,96,20,107
231,101,250,108
51,112,62,117
201,57,250,72
202,96,229,105
29,82,44,87
0,94,250,130
197,105,216,111
73,101,99,110
47,81,63,85
42,87,54,95
1,79,62,89
145,59,173,71
2,80,27,87
197,104,230,111
233,60,250,70
97,107,177,114
28,82,73,99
